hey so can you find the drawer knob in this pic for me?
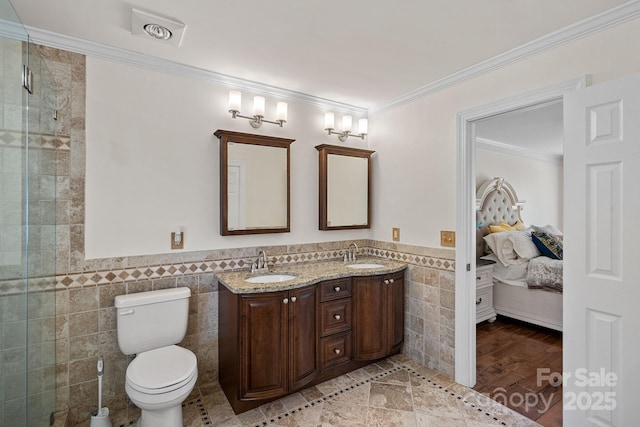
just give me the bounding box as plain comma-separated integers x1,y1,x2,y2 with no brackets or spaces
476,276,481,281
334,349,341,355
389,278,394,283
384,280,389,284
291,296,297,303
283,298,289,304
334,286,341,292
334,314,341,320
476,297,482,305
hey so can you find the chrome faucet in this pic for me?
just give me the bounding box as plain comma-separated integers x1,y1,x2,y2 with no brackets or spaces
251,250,269,273
345,242,359,262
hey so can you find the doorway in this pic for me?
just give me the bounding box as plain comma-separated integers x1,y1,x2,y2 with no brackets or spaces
454,77,585,389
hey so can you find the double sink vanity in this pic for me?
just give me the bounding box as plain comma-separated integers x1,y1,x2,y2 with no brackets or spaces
213,130,402,413
217,256,407,413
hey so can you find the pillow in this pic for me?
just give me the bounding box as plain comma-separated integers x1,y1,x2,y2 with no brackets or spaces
483,231,530,267
512,220,527,230
531,224,563,236
489,221,513,233
489,220,527,233
531,231,563,260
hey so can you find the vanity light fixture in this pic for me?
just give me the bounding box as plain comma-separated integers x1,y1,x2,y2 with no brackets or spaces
324,112,368,141
228,91,288,128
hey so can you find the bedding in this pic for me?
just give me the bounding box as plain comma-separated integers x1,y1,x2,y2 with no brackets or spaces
476,177,563,330
526,256,563,293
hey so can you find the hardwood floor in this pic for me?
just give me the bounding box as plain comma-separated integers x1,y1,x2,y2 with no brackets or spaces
474,316,563,427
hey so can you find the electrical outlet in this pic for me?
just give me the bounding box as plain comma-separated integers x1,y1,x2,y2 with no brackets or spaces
392,227,400,241
440,230,455,247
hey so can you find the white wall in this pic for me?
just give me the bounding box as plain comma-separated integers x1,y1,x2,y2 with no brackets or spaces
369,17,640,248
476,150,563,230
85,59,371,259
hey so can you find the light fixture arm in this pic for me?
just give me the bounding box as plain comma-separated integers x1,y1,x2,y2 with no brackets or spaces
229,109,285,128
325,128,365,141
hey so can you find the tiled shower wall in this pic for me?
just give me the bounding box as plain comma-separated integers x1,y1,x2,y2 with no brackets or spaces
0,45,457,423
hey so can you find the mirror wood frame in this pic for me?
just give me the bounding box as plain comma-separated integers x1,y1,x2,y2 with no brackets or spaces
215,129,295,236
316,144,375,230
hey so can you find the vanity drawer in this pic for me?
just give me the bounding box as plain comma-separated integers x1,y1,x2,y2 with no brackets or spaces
320,299,352,336
319,278,352,302
320,332,352,370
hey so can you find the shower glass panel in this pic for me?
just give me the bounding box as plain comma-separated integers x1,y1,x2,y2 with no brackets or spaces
1,1,58,425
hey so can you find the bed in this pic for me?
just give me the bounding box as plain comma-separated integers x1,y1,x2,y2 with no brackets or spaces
476,177,563,331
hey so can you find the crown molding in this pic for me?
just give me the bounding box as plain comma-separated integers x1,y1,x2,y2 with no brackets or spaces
0,19,367,116
476,137,563,164
371,0,640,114
3,0,639,116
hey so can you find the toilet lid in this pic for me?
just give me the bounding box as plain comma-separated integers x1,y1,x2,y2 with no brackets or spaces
127,345,197,393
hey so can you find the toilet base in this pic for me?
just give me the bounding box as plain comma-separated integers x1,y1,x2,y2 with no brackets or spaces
137,405,183,427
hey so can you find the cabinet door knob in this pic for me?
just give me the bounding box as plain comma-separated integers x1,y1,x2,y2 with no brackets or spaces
334,349,341,355
476,297,482,305
389,278,394,283
384,280,389,284
334,314,341,320
291,296,297,303
476,276,481,281
283,298,289,304
334,286,341,292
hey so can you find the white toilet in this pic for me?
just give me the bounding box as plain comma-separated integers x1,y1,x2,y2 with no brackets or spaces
115,287,198,427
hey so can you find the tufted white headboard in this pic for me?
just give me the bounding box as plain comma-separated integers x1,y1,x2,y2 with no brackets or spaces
476,177,526,258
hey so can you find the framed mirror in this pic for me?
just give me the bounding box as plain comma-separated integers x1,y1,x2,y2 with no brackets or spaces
316,144,375,230
215,130,295,235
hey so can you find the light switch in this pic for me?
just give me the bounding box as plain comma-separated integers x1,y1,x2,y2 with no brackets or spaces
171,231,184,250
440,230,455,247
392,227,400,242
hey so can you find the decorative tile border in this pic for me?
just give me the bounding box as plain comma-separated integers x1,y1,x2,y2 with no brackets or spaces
49,244,455,290
0,129,71,150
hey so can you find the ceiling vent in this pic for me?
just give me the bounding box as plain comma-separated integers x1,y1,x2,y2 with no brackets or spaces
131,8,186,47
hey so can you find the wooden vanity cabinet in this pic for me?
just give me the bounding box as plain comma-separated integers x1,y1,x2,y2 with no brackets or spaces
220,285,318,412
219,269,405,414
353,270,404,360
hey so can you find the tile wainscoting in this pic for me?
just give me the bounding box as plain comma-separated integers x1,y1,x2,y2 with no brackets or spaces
44,240,455,424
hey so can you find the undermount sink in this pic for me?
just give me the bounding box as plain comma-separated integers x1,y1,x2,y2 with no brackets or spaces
245,274,297,284
346,263,384,269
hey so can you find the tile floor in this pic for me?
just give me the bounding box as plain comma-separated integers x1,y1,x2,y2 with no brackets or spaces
92,354,540,426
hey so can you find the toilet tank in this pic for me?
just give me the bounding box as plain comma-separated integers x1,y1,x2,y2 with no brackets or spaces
115,287,191,355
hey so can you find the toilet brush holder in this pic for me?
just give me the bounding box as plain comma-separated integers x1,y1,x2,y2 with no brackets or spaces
90,356,112,427
90,408,112,427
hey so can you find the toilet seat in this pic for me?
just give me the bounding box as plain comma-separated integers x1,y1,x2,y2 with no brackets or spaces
126,345,197,395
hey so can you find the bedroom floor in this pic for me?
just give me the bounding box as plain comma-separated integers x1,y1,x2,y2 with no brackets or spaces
475,316,563,427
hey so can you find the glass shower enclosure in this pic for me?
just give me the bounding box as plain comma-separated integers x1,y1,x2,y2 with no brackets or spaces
1,0,59,425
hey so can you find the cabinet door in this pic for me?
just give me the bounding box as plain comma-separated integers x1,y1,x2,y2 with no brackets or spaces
288,286,318,390
386,273,404,354
239,292,288,400
353,276,387,360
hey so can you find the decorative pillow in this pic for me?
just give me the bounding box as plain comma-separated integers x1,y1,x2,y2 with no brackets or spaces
531,231,563,260
489,220,527,233
489,221,513,233
531,224,563,236
512,220,527,230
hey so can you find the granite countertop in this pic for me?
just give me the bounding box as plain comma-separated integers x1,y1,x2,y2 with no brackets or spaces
216,257,407,294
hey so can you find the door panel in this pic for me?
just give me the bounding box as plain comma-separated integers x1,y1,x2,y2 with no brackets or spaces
239,292,288,400
288,286,318,390
564,73,640,426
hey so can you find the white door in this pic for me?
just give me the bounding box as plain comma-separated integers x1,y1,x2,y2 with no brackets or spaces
563,73,640,426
